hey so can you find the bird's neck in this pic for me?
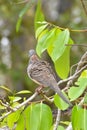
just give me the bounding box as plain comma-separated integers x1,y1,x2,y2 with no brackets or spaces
29,55,39,64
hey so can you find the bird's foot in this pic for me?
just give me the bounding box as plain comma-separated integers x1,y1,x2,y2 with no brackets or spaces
35,85,44,94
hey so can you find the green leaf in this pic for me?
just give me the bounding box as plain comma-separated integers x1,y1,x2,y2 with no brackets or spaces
36,28,60,57
35,24,48,39
16,103,53,130
57,125,65,130
51,125,65,130
47,29,62,56
72,106,87,130
68,77,87,101
16,113,25,130
16,17,22,32
7,110,21,129
80,70,87,78
60,121,70,126
42,28,61,53
9,96,22,103
54,93,69,110
16,0,35,32
16,90,31,95
0,105,5,110
34,0,45,31
50,29,70,62
54,46,70,79
0,85,12,93
36,29,49,57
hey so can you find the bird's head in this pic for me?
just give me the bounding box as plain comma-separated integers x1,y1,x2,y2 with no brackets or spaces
28,49,36,57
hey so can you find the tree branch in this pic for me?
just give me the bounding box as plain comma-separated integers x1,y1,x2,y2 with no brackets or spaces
0,91,38,121
53,109,61,130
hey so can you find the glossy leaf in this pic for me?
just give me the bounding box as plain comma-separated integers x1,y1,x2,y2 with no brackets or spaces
0,105,5,110
16,114,25,130
68,77,87,101
42,28,57,50
35,24,48,39
36,28,60,57
16,90,31,95
16,103,53,130
9,96,22,103
54,46,70,79
54,93,69,110
7,110,21,129
16,17,22,32
16,0,34,32
80,70,87,78
51,125,65,130
47,29,62,56
50,29,70,62
0,85,12,93
57,125,65,130
34,0,45,31
72,106,87,130
36,29,49,56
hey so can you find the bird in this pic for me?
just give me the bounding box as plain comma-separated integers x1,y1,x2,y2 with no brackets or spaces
27,49,72,107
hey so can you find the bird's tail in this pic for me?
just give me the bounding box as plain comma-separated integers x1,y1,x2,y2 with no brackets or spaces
50,85,72,107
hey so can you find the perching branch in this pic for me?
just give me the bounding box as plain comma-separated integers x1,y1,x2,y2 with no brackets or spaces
0,51,87,130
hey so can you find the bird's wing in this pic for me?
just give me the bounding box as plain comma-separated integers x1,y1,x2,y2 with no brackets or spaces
29,60,57,87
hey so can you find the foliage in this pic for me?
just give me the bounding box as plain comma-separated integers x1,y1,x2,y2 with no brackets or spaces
16,0,35,32
68,70,87,101
0,0,87,130
16,103,52,130
72,106,87,130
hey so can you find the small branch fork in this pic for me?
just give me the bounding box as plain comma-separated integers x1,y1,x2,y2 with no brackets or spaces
54,51,87,130
0,51,87,130
58,51,87,88
0,92,38,121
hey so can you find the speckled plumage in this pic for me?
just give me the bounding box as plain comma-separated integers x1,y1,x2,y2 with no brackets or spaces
27,49,72,107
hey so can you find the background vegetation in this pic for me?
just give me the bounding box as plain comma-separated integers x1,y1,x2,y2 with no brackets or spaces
0,0,87,130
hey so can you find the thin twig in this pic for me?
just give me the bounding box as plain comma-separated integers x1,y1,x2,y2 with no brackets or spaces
48,21,87,32
53,109,61,130
15,91,38,109
75,51,87,72
0,92,38,121
0,51,87,122
66,64,87,87
69,63,78,76
58,64,87,86
0,100,16,112
40,91,53,103
0,111,12,121
65,44,87,47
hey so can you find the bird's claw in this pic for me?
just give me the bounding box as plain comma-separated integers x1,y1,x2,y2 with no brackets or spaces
35,85,44,94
